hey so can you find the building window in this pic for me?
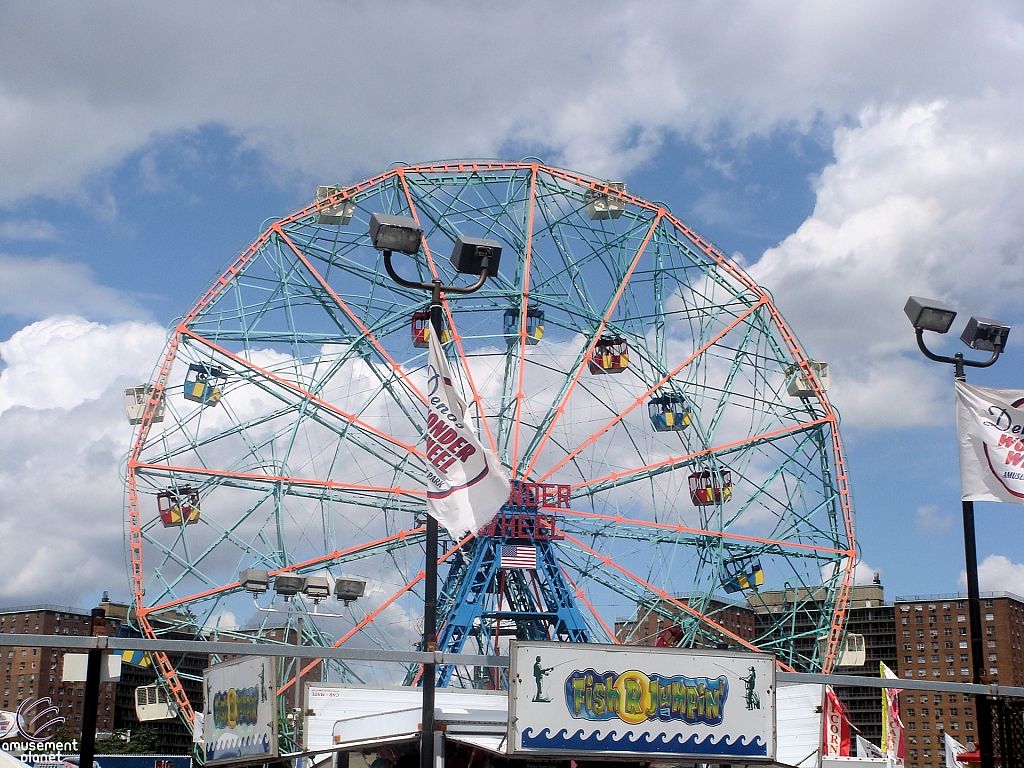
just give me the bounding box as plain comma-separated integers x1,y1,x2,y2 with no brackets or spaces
989,654,997,662
904,630,911,638
908,708,916,716
916,616,924,624
960,628,968,636
945,628,953,636
960,641,968,648
908,723,916,730
922,723,930,730
985,599,993,608
988,640,996,648
961,667,970,676
958,615,966,622
987,627,994,636
967,722,974,730
919,669,926,676
947,668,955,676
906,656,913,664
986,613,994,621
918,630,925,637
990,667,998,675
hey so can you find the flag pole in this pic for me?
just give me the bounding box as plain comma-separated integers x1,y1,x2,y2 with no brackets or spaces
378,246,492,768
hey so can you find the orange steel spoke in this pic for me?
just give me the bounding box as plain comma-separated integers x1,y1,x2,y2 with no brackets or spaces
131,461,426,498
143,527,425,615
558,567,618,643
523,212,663,479
537,296,768,483
548,506,854,558
398,171,498,454
274,226,428,406
573,416,832,491
556,528,794,672
277,534,472,695
510,165,538,478
180,328,425,462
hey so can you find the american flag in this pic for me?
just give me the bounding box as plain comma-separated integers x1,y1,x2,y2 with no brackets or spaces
500,544,537,570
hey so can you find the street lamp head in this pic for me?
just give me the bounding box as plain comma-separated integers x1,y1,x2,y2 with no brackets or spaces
449,235,502,277
239,568,270,594
368,213,423,255
904,296,957,333
334,577,366,605
273,573,306,597
961,316,1010,352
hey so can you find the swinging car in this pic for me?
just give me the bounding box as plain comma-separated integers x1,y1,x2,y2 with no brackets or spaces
588,336,629,374
784,360,830,398
315,185,355,225
648,394,692,431
411,310,452,348
124,385,165,425
584,182,627,220
722,555,764,593
157,486,200,527
817,633,867,667
688,469,733,506
503,307,544,345
183,363,226,406
135,685,175,721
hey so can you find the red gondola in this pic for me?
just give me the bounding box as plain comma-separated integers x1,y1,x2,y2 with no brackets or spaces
588,336,628,374
157,486,200,527
411,310,452,348
688,469,733,506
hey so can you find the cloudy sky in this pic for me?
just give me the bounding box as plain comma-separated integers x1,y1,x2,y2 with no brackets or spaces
2,1,1024,610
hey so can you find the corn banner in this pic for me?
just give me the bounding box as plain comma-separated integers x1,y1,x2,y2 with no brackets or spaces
956,381,1024,505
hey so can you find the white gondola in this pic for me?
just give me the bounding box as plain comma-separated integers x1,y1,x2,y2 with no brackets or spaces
124,385,165,425
134,684,176,721
584,182,627,220
817,632,866,668
785,360,830,398
315,185,355,225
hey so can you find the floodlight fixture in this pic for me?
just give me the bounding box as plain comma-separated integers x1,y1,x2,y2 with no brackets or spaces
273,573,305,597
302,575,331,601
334,578,366,605
960,316,1010,353
449,235,502,277
369,213,422,255
239,568,270,594
904,296,957,334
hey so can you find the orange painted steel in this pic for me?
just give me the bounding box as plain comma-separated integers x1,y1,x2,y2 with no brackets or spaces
558,566,619,643
126,160,856,721
273,225,429,407
132,461,426,499
146,527,425,615
536,296,769,484
179,327,425,462
275,534,472,697
555,528,793,672
571,416,833,492
396,170,499,455
550,506,855,558
521,212,663,481
510,165,539,477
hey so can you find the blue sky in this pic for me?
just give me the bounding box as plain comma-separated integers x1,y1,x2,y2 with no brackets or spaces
1,2,1024,609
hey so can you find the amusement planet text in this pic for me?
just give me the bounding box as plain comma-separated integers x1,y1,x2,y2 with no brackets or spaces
564,668,729,726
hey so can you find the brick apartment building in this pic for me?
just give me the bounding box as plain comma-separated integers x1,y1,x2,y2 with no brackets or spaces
895,592,1024,768
615,596,757,646
0,603,122,739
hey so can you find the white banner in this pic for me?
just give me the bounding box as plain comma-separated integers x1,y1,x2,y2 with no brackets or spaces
956,380,1024,504
857,734,884,759
202,656,278,765
425,326,510,538
945,732,968,768
508,640,776,762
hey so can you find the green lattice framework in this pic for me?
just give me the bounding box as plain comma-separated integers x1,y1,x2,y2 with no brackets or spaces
123,160,856,733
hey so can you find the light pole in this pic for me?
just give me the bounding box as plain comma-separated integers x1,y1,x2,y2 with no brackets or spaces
904,296,1011,768
369,213,500,768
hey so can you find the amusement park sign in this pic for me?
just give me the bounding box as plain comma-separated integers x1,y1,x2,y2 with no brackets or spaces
202,656,278,766
507,641,775,761
956,381,1024,505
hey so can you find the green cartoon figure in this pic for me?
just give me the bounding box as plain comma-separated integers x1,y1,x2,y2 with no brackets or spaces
739,666,760,710
533,656,553,702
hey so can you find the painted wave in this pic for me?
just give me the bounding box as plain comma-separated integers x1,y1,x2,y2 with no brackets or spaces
521,727,767,757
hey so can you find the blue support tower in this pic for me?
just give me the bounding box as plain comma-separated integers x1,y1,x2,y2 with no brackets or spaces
407,481,592,688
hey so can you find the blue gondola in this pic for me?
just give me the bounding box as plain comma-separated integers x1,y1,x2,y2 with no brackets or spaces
503,307,544,345
648,394,692,431
722,555,764,594
183,363,226,406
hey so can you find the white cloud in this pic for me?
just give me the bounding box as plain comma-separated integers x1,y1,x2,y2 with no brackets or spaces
749,98,1024,429
960,555,1024,595
0,253,148,322
915,504,954,532
0,316,167,605
0,219,57,240
0,4,1023,203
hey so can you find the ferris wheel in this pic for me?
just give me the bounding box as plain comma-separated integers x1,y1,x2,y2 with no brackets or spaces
123,160,855,731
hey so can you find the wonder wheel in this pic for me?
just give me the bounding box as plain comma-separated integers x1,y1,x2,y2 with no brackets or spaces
123,160,855,734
